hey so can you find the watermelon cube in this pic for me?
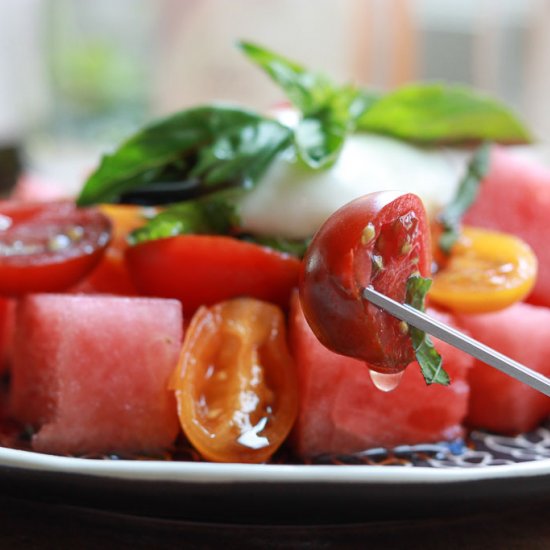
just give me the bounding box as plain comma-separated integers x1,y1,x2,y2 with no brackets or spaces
464,147,550,307
456,303,550,434
10,294,182,456
0,298,15,374
289,296,473,457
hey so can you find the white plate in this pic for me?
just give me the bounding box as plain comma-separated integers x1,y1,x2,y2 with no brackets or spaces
2,427,550,523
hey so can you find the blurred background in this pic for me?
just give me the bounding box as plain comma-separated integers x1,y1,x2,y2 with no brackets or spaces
1,0,550,194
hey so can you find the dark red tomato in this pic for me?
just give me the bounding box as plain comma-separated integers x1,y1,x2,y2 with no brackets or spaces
300,192,432,373
125,235,301,316
0,201,111,295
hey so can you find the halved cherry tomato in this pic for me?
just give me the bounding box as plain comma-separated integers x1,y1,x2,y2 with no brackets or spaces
300,191,432,373
430,226,537,313
170,298,298,463
0,201,111,295
73,204,155,295
125,235,301,316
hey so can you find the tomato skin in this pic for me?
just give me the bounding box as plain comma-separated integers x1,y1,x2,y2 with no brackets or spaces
300,192,432,372
125,235,301,316
0,201,111,295
171,298,298,463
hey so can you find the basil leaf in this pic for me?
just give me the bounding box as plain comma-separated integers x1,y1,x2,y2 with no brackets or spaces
296,86,385,168
129,189,309,257
190,118,293,185
239,41,379,169
406,276,450,386
238,40,335,114
294,106,348,169
129,189,243,245
356,83,533,144
438,142,492,253
77,106,292,206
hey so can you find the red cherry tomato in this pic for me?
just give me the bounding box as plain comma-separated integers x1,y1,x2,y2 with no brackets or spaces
0,201,111,295
125,235,301,316
300,192,432,373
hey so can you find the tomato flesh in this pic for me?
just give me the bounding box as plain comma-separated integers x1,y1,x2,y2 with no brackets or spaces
126,235,301,316
430,226,538,313
300,192,432,373
0,201,111,295
170,298,298,463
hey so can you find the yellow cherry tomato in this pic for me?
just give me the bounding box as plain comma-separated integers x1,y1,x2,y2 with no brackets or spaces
170,298,298,463
429,226,537,313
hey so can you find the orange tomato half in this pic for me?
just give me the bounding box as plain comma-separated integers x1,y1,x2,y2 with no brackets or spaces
430,226,537,313
170,298,298,463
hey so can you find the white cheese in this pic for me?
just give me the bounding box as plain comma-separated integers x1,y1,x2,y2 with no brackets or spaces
238,133,471,239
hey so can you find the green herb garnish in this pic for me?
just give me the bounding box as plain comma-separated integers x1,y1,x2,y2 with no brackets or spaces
129,189,243,245
76,41,532,253
238,41,376,169
77,106,293,206
356,84,532,144
438,142,492,253
406,275,450,386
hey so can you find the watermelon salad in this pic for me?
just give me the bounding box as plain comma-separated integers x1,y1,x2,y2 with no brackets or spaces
0,42,549,464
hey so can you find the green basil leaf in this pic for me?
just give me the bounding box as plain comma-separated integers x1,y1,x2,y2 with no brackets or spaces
294,107,347,169
77,105,292,206
191,118,292,185
348,88,383,120
406,275,450,386
238,40,334,114
356,83,533,144
239,41,381,169
129,189,310,257
129,189,243,245
438,142,492,253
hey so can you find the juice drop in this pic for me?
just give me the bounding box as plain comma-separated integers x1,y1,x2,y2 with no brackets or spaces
369,369,404,392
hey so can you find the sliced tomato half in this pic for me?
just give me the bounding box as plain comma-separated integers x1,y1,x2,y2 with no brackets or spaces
170,298,298,463
300,191,432,373
0,201,111,295
430,226,538,313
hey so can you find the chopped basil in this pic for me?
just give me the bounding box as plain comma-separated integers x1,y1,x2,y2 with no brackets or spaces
438,142,492,254
129,190,242,245
128,189,309,257
406,275,450,386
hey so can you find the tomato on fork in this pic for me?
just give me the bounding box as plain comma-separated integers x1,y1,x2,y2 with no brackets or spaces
300,191,432,374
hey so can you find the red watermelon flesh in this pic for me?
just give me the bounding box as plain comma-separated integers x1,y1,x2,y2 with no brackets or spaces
464,147,550,307
289,296,473,457
456,302,550,434
10,294,182,456
0,298,15,374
